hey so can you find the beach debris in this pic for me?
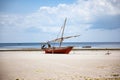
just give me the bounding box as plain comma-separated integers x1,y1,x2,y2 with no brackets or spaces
83,77,120,80
16,78,24,80
111,74,119,77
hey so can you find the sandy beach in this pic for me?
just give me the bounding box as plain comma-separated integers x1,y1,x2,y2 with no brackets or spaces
0,49,120,80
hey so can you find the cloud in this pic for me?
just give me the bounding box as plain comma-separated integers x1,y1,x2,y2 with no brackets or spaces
0,14,24,27
25,27,41,33
0,0,120,42
91,14,120,29
78,28,120,42
0,0,119,29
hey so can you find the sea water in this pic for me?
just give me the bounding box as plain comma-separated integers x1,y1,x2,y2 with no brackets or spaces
0,42,120,49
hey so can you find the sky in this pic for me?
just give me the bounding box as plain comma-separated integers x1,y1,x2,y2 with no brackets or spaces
0,0,120,43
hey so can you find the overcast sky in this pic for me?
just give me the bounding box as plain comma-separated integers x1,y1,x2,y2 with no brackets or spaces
0,0,120,43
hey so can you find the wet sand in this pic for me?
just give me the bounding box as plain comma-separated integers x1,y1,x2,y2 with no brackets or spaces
0,50,120,80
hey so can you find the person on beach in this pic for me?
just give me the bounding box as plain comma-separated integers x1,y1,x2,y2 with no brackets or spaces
105,50,111,55
41,42,51,49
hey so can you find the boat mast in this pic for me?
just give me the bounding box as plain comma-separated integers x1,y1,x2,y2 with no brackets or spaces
59,18,67,47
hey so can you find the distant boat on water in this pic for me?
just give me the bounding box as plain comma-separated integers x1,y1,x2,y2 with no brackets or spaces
41,18,80,54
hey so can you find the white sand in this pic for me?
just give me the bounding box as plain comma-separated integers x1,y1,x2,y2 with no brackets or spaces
0,50,120,80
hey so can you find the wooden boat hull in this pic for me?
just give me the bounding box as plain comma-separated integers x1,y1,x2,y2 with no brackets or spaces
44,46,73,54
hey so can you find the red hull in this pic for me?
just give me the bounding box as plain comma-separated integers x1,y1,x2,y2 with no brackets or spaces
44,46,73,54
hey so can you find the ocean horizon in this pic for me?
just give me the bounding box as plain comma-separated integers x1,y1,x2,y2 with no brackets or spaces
0,42,120,49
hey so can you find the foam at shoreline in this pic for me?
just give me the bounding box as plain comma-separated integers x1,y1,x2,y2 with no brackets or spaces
0,47,120,51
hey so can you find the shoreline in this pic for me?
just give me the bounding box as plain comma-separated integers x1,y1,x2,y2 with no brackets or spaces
0,47,120,51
